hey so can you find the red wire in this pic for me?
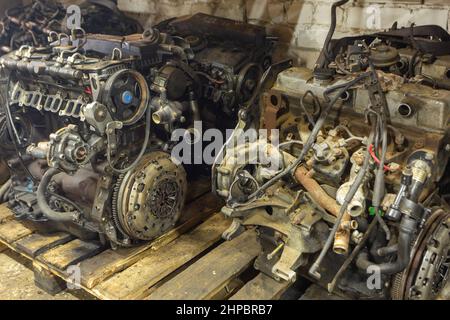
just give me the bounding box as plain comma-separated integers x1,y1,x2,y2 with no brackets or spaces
369,144,390,171
84,86,92,95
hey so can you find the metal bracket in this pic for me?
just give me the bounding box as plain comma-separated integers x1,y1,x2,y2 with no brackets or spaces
106,121,123,155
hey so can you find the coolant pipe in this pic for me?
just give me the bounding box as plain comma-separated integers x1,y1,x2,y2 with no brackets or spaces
309,130,375,279
294,166,340,216
386,167,412,222
36,168,77,222
0,179,11,203
356,160,429,275
294,166,352,254
377,243,398,257
333,213,355,255
356,215,417,275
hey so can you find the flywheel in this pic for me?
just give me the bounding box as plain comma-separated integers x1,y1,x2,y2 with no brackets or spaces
391,209,450,300
115,151,187,241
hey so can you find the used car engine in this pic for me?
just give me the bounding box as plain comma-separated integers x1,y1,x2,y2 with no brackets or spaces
215,1,450,300
0,0,142,55
0,13,274,247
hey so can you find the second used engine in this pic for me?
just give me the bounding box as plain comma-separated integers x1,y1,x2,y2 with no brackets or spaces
214,1,450,300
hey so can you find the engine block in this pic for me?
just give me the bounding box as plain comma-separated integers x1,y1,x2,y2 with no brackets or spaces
215,8,450,300
0,13,274,247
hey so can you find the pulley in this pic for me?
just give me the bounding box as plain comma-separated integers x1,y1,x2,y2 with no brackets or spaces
101,69,150,126
369,44,400,68
236,63,263,105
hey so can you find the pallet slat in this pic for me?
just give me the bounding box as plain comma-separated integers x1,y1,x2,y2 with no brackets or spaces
0,219,35,242
146,230,261,300
78,193,223,290
184,178,212,203
0,204,13,224
38,239,105,271
151,193,223,251
299,284,346,300
14,232,74,258
78,247,142,290
0,191,279,300
230,273,290,300
92,214,230,299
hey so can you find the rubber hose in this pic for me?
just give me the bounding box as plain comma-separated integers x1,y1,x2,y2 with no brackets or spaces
36,168,76,222
0,178,11,203
356,215,417,275
321,0,350,67
309,130,375,279
377,243,399,257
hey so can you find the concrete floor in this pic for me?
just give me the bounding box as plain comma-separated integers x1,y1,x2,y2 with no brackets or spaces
0,248,93,300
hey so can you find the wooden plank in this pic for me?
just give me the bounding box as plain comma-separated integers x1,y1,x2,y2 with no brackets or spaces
185,178,212,203
426,0,448,3
77,193,222,290
38,239,104,271
299,284,347,300
146,230,261,300
0,243,7,253
178,192,223,225
0,219,35,243
91,214,230,300
78,247,142,290
150,193,222,252
14,232,74,258
230,273,291,300
357,0,421,3
33,262,66,295
0,204,13,224
210,278,245,300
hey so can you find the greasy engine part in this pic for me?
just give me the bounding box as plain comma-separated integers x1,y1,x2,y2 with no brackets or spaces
0,0,142,55
76,0,142,35
0,14,274,247
315,12,450,89
214,0,450,300
390,208,450,300
154,13,276,121
0,159,9,185
113,152,187,242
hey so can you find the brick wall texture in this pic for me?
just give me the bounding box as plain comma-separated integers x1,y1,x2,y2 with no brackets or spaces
117,0,450,68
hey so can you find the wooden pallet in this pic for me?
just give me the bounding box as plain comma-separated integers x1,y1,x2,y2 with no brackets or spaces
0,189,293,300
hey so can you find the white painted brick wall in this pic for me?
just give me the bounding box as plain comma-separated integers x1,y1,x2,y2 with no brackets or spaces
116,0,450,68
